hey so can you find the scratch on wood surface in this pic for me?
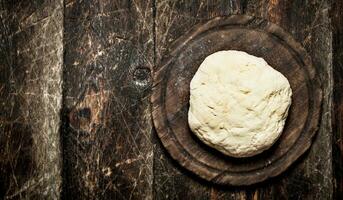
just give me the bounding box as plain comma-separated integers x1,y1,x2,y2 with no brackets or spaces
0,1,63,199
115,155,144,167
302,2,330,48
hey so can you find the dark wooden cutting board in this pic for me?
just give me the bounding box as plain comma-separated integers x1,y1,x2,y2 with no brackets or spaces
152,15,322,185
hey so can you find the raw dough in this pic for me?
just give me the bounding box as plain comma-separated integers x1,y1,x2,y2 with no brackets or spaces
188,50,292,157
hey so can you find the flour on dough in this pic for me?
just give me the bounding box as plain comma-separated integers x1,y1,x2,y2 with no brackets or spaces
188,50,292,157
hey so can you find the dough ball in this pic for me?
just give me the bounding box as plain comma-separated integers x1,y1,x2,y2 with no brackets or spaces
188,50,292,157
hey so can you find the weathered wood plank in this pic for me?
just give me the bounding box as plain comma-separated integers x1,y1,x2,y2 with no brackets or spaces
0,0,63,199
62,0,154,199
332,0,343,199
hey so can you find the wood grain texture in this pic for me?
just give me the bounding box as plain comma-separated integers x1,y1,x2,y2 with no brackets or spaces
0,0,337,199
0,1,63,199
332,0,343,199
152,14,322,186
62,0,154,199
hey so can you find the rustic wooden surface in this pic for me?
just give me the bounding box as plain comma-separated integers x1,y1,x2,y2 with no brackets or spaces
0,1,63,199
62,0,154,199
0,0,340,199
152,15,322,186
332,0,343,199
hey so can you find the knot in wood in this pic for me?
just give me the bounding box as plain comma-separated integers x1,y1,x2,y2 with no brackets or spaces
133,67,151,89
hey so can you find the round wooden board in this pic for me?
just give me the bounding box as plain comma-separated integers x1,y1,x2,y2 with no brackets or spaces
151,15,322,186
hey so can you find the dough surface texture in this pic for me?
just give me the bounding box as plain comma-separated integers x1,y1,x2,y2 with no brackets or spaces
188,50,292,157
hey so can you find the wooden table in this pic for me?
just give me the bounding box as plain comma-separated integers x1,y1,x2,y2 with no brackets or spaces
0,0,342,199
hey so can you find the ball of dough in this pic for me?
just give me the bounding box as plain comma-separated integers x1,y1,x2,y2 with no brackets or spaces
188,50,292,157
